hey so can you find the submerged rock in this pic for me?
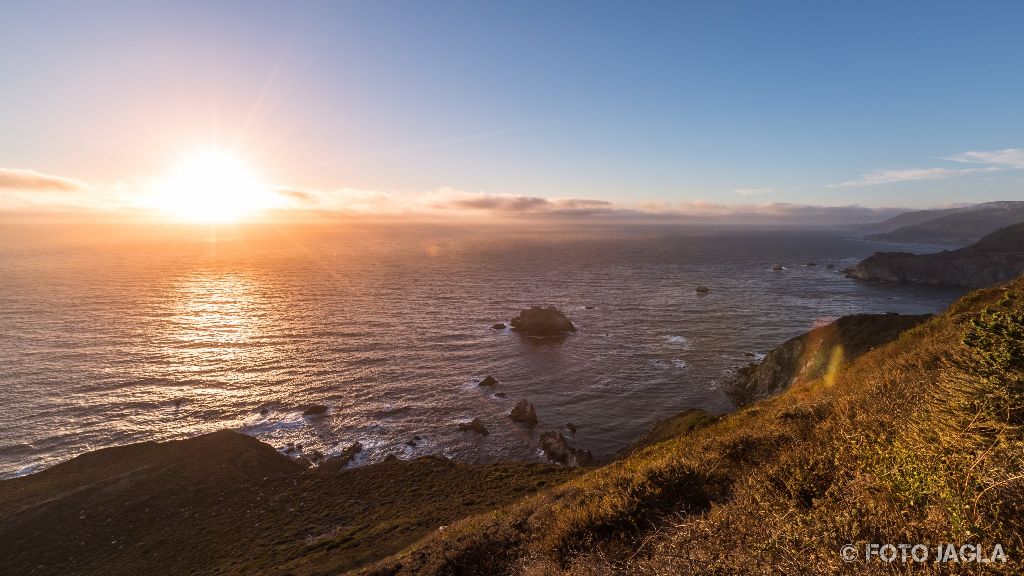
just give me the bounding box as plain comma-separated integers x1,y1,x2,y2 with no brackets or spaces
695,285,710,294
510,306,576,337
538,431,593,467
509,400,538,426
494,392,507,398
302,404,328,416
478,375,499,387
457,417,489,436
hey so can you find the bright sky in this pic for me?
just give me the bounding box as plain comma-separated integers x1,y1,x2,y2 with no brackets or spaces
1,1,1023,222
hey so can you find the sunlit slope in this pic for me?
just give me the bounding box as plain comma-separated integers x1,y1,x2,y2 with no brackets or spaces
362,277,1024,575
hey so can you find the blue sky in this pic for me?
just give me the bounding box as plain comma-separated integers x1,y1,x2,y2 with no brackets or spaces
1,0,1023,219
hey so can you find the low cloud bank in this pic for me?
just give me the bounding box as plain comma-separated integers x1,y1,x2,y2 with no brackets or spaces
0,166,904,226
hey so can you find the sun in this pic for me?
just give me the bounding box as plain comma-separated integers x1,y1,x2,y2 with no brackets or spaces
150,149,277,223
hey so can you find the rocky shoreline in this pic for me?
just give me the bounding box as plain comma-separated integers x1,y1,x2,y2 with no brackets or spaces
847,222,1024,288
0,302,970,575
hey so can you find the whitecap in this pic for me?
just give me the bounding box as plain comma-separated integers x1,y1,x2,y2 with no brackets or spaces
13,463,42,478
666,335,691,348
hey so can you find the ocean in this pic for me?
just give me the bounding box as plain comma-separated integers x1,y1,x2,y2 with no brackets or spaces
0,223,966,478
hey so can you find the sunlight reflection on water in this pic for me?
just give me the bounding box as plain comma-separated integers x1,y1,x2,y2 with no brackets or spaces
0,225,968,478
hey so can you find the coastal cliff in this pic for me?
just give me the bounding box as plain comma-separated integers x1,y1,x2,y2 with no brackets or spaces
847,222,1024,288
730,313,930,404
4,280,1024,574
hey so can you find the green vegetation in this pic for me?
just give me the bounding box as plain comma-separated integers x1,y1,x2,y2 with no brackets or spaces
363,278,1024,575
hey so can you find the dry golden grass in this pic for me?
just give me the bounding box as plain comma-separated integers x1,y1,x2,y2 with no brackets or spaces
360,278,1024,575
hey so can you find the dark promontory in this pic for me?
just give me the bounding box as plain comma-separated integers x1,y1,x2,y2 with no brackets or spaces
846,222,1024,288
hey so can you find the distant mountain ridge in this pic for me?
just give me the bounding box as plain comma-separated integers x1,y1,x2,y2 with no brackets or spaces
865,201,1024,244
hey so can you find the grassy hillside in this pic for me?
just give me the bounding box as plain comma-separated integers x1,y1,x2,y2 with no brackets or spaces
362,278,1024,575
3,279,1022,575
0,433,574,576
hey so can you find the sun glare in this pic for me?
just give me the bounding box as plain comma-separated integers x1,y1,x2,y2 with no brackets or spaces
151,150,276,223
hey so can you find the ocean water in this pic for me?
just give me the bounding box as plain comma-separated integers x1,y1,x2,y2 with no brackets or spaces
0,223,966,478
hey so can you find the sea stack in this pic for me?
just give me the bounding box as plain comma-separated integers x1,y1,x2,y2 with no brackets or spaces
509,400,538,426
509,305,576,337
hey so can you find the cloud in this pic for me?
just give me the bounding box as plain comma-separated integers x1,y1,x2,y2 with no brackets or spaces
833,167,976,187
0,168,87,191
274,187,316,203
435,192,614,216
0,168,901,227
946,148,1024,169
667,201,898,223
263,185,901,225
733,187,775,196
833,147,1023,187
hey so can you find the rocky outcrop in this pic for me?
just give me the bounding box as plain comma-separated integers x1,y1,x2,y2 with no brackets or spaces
846,223,1024,288
509,400,538,426
457,417,489,435
303,404,328,416
510,306,576,336
730,313,930,404
319,441,363,472
538,431,594,467
478,375,498,387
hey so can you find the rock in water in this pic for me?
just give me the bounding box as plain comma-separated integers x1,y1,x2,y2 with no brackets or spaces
491,323,506,329
566,423,577,434
538,431,593,467
509,400,538,426
457,417,489,435
695,285,710,294
478,375,498,387
319,441,363,472
772,264,784,272
509,305,576,337
303,404,328,416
